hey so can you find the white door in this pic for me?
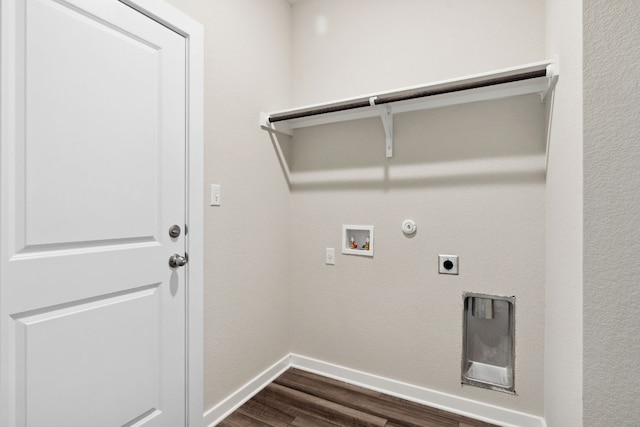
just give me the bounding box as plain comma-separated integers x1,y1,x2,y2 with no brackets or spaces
1,0,188,426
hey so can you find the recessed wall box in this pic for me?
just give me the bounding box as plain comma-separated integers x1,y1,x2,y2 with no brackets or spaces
462,293,515,394
342,225,374,257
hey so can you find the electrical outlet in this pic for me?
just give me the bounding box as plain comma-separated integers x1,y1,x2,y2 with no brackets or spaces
439,255,458,275
325,248,335,265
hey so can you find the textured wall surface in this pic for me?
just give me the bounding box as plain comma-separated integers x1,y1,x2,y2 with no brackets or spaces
164,0,293,410
543,0,583,425
583,1,640,426
289,0,547,415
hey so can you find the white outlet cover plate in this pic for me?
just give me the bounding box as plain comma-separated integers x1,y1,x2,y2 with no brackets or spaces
210,184,221,206
325,248,335,265
439,254,459,275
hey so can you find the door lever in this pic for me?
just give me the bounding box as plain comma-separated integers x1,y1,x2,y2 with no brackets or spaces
169,253,188,268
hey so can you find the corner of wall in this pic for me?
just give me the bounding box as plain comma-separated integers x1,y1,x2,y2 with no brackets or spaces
543,0,584,425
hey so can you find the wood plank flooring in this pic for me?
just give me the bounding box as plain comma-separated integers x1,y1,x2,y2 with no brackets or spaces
217,368,498,427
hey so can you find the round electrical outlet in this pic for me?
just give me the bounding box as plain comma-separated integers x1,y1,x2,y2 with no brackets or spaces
438,255,459,275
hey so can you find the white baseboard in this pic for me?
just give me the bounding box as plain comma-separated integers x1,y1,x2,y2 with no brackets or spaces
203,354,291,426
204,353,546,427
290,354,546,427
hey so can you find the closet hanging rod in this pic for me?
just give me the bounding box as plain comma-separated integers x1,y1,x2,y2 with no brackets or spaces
268,68,547,124
260,59,558,161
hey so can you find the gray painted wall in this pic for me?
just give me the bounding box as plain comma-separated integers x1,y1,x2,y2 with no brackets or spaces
289,0,546,415
584,1,640,425
164,1,640,425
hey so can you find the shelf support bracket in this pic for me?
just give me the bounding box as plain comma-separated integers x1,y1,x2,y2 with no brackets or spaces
541,56,559,104
260,112,293,137
380,105,393,158
369,96,393,158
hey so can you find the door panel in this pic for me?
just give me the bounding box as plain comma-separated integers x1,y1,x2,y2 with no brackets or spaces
1,0,187,425
14,284,160,427
22,0,161,250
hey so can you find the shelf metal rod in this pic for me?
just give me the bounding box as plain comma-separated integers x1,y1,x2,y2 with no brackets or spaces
268,69,547,124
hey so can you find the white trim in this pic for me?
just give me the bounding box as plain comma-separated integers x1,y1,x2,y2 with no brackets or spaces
202,353,546,427
290,354,546,427
204,355,292,427
118,2,205,426
183,12,204,427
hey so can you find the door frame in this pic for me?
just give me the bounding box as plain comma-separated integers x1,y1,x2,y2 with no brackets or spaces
120,2,205,425
0,0,204,425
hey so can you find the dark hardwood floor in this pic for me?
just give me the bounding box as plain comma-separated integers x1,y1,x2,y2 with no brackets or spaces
217,368,498,427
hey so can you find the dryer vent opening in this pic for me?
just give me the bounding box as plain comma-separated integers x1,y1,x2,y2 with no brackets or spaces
462,293,515,394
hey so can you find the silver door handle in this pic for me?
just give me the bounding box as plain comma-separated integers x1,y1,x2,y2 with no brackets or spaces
169,253,188,268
